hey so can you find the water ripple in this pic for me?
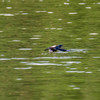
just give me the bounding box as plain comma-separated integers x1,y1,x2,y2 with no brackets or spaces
34,56,82,59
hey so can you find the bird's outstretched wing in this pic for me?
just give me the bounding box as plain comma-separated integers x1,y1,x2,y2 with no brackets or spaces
57,49,67,51
55,45,63,50
45,45,62,51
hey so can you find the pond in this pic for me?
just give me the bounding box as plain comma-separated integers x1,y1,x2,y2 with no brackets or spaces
0,0,100,100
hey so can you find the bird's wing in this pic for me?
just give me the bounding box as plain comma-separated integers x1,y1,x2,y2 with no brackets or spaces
58,49,67,51
58,49,71,52
55,45,63,50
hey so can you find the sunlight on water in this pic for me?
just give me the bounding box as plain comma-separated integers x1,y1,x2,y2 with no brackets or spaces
26,62,62,66
66,71,92,73
39,0,43,2
11,58,29,60
58,19,63,21
0,54,5,56
12,40,21,42
69,85,75,87
69,85,80,90
30,38,40,39
73,87,80,90
78,3,86,5
70,68,77,70
0,58,11,60
93,57,100,58
85,7,92,9
97,2,100,4
64,3,70,5
48,12,54,14
61,61,81,64
33,35,41,37
44,28,63,30
89,33,99,35
19,48,32,50
0,0,99,99
35,11,47,13
14,67,32,70
88,38,95,40
68,12,78,14
67,22,72,24
76,38,82,40
0,31,3,32
16,78,22,80
6,7,12,9
70,49,88,53
85,72,93,73
34,56,82,59
0,14,14,16
1,0,11,2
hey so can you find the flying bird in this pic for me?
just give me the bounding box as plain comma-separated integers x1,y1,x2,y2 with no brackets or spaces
44,45,70,53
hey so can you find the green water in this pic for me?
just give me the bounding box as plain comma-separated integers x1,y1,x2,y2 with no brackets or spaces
0,0,100,100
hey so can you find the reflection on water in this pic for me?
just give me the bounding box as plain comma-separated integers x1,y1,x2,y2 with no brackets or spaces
11,58,29,60
2,0,11,2
78,3,86,5
30,38,40,39
6,7,12,9
73,87,80,90
67,22,72,24
0,14,14,16
0,58,11,60
14,67,32,70
34,56,82,59
89,33,99,35
69,85,80,90
68,12,78,14
61,61,81,64
93,57,100,58
44,27,63,30
12,40,21,42
22,13,28,15
70,49,88,53
16,78,22,80
0,58,29,60
39,0,43,2
66,71,92,73
85,7,92,9
64,2,70,5
26,62,62,66
0,54,4,56
48,12,54,14
19,48,32,50
0,31,3,32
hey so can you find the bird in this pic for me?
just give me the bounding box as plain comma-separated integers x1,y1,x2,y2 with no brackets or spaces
44,45,70,53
